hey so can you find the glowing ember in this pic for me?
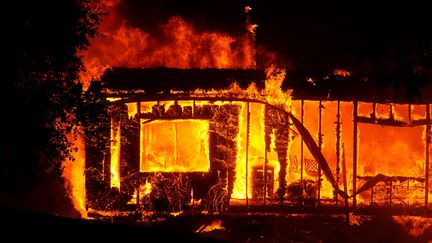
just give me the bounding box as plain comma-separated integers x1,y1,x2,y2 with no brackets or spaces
141,180,152,196
197,219,225,233
333,69,351,77
392,216,432,238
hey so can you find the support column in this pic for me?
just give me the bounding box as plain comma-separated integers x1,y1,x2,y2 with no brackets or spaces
353,101,358,208
318,100,323,205
300,100,304,202
246,102,250,206
336,100,341,206
425,104,430,207
264,140,268,205
342,143,349,223
264,105,268,205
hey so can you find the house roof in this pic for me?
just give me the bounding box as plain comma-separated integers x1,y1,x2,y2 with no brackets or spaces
102,67,265,94
101,67,432,104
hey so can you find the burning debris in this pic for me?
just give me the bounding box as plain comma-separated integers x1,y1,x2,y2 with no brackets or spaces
196,219,225,233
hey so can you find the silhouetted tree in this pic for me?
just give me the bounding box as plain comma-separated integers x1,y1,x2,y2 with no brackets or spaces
0,0,102,213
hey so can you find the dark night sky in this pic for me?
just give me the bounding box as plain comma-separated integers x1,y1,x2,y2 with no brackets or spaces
116,0,432,72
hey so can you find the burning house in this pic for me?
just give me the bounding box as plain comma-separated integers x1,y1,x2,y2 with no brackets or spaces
81,65,432,215
62,1,432,219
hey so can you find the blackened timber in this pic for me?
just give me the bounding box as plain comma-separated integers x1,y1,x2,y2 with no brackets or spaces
357,175,425,182
335,100,341,206
111,96,288,117
108,95,269,105
426,104,430,207
353,101,358,208
318,100,323,205
288,113,347,198
300,100,304,203
341,143,349,223
102,67,265,93
246,102,250,206
356,116,430,127
283,71,432,104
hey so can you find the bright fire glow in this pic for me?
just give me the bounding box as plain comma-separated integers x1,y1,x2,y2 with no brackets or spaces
63,133,87,218
199,219,225,232
141,180,153,196
140,120,210,172
232,66,290,199
75,0,432,210
110,118,121,188
288,101,430,204
79,0,255,89
126,103,137,118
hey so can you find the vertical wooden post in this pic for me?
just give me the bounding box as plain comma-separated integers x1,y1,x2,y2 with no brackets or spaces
336,100,341,206
425,103,430,207
353,101,358,208
300,100,304,201
342,143,349,223
264,105,268,205
389,103,394,119
264,141,268,205
246,102,250,206
318,100,323,205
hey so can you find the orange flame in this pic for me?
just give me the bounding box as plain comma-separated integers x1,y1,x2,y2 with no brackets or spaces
197,219,225,233
80,0,255,89
232,66,291,200
110,118,121,188
63,133,87,218
140,119,210,172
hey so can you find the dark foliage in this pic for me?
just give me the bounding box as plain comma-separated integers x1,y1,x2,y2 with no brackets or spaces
1,0,102,213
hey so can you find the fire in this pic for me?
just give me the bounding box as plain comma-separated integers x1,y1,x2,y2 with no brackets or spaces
233,102,269,199
75,0,432,211
140,119,210,172
232,66,290,200
63,133,87,218
110,117,121,188
141,180,152,196
265,65,290,105
197,219,225,233
288,101,430,204
80,0,255,89
126,103,137,118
